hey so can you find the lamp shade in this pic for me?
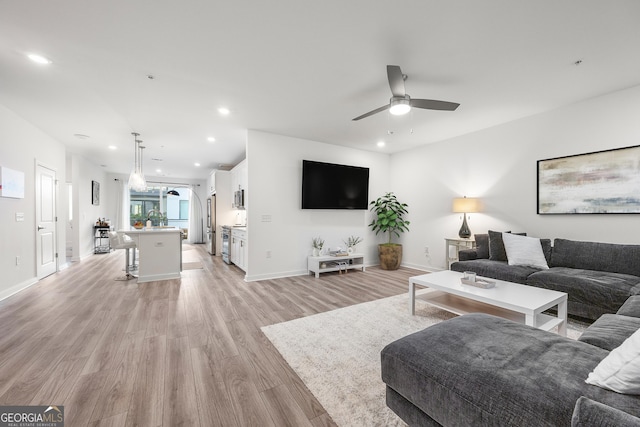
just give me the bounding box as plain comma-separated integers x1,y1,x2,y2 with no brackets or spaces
167,189,180,196
452,197,480,213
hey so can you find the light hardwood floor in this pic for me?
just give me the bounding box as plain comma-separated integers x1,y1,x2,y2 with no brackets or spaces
0,244,421,426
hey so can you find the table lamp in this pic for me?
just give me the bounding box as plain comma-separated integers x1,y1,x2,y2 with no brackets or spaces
452,197,480,239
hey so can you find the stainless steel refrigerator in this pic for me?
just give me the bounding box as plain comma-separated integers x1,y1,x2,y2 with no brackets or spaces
206,195,216,254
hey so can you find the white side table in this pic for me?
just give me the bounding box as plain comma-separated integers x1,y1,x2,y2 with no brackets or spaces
445,237,475,268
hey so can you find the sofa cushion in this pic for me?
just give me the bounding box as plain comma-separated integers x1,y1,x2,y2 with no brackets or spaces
381,314,640,426
527,267,640,316
450,259,538,284
578,314,640,351
618,296,640,318
502,233,549,269
551,238,640,277
572,397,640,427
586,328,640,395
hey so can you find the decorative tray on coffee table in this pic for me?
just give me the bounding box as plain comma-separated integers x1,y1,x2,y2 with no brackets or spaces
460,277,496,289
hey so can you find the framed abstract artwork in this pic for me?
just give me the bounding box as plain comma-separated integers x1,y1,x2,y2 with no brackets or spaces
537,145,640,214
0,166,25,199
92,180,100,205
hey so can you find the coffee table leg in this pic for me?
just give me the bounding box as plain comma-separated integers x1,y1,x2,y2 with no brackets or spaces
409,281,416,315
558,299,568,337
525,314,536,328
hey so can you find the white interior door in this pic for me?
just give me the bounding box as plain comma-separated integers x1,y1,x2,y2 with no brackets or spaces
36,163,57,278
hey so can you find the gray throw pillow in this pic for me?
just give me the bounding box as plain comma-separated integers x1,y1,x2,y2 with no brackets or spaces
474,234,489,259
488,230,527,261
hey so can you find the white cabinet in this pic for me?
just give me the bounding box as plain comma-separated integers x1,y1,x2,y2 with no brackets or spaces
231,228,247,271
230,159,247,208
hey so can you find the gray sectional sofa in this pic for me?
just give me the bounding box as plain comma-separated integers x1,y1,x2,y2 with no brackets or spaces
451,233,640,320
381,296,640,426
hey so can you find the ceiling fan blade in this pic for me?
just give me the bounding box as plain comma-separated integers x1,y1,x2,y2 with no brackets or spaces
352,104,390,121
410,98,460,111
387,65,405,97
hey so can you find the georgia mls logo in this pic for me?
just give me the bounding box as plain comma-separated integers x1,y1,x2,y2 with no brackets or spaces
0,405,64,427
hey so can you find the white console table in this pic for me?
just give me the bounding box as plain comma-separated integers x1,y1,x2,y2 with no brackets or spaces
308,253,365,278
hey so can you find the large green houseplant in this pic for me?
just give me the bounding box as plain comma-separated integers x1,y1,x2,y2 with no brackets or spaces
369,192,410,270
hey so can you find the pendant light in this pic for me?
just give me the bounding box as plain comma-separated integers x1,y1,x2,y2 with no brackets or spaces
128,132,147,191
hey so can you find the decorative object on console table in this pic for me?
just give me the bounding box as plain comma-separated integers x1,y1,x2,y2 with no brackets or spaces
343,236,363,254
452,196,480,238
312,237,324,257
538,145,640,214
369,192,410,270
92,180,100,205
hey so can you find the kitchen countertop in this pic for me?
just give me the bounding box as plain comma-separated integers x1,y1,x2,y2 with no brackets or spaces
124,227,182,234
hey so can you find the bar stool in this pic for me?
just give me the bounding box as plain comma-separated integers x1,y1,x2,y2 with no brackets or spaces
109,231,137,281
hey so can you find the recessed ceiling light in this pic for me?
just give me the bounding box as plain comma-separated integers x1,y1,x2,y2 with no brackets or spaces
108,145,117,150
218,107,230,116
194,162,201,167
27,53,52,65
377,141,385,147
156,169,162,173
207,137,216,142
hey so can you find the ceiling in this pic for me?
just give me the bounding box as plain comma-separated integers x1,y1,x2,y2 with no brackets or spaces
1,0,640,180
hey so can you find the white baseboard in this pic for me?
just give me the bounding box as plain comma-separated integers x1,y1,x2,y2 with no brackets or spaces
244,263,443,282
244,269,309,282
0,276,39,302
400,262,443,273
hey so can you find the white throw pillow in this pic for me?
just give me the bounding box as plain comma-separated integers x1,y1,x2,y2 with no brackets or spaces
501,232,549,269
586,328,640,394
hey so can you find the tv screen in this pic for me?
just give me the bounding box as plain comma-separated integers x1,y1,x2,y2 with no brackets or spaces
302,160,370,209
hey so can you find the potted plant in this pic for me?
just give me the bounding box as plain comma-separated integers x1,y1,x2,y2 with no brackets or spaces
312,237,324,257
369,192,410,270
343,235,363,254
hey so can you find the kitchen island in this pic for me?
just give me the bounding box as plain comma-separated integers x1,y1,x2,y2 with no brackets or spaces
123,228,182,283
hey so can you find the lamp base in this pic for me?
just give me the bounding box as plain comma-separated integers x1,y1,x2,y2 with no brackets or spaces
458,215,471,239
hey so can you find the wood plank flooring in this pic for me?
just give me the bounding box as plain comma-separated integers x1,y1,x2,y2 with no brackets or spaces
0,244,420,426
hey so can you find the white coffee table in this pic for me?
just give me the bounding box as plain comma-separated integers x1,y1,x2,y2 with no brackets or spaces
409,270,568,336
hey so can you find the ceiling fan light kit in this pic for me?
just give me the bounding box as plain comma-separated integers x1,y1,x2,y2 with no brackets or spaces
389,96,411,116
353,65,460,121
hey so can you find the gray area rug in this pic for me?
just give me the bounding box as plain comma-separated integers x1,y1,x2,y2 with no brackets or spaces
261,290,587,427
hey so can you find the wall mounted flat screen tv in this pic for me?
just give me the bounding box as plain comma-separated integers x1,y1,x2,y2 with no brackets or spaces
302,160,369,209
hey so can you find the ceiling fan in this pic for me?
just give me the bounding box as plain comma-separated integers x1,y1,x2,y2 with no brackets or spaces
352,65,460,121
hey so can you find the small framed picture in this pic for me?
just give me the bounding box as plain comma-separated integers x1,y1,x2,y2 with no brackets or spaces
92,180,100,205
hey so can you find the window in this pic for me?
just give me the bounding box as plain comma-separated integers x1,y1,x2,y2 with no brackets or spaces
129,186,189,229
179,200,189,219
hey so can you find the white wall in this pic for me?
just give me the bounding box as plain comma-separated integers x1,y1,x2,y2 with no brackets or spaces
68,153,109,259
391,84,640,270
245,130,391,281
0,104,66,299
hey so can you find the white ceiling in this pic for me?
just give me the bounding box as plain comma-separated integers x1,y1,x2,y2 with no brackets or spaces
1,0,640,180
